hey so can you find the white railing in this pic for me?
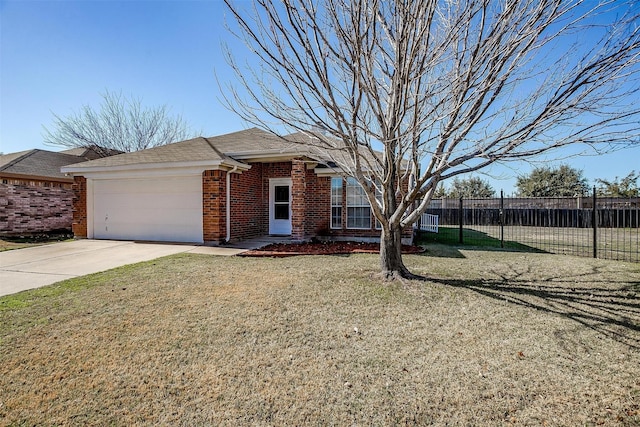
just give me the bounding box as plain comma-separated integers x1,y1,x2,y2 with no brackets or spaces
418,213,439,233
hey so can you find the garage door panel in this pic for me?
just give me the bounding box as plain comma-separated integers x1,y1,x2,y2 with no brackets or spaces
93,176,203,243
97,193,202,210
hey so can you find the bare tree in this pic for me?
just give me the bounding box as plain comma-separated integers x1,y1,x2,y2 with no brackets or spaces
44,90,194,157
222,0,640,279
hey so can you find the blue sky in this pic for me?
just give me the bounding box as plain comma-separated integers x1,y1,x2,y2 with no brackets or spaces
1,0,638,194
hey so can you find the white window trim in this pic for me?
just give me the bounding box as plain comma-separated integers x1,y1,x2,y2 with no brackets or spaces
330,177,343,229
346,177,372,230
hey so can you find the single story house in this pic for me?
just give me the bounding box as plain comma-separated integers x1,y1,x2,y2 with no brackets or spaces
61,128,412,245
0,147,118,234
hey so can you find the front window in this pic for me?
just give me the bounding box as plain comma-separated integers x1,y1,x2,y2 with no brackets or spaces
346,177,371,229
331,177,342,228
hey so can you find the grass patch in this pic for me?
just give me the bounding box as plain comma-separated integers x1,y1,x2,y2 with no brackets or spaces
0,265,140,314
0,231,73,252
418,225,640,262
417,226,540,252
1,250,639,425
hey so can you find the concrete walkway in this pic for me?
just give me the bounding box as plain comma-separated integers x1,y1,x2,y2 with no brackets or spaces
0,239,266,297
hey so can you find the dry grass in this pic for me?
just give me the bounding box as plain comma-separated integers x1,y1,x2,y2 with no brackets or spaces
0,233,73,252
1,248,639,426
0,240,36,252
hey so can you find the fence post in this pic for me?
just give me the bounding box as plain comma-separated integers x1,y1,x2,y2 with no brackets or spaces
500,190,504,248
459,196,464,244
593,186,597,259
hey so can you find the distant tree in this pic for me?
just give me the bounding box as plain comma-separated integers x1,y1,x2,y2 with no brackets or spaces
43,90,194,157
516,165,589,197
446,177,496,198
433,184,446,199
596,171,639,197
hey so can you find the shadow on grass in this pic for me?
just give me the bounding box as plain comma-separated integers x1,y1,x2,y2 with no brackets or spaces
415,227,546,258
430,264,640,349
417,227,546,251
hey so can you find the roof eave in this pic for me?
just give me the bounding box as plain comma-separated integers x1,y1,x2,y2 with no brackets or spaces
61,158,250,176
0,171,73,183
227,150,320,163
313,167,344,177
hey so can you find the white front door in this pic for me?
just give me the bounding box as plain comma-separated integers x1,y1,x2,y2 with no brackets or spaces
269,178,292,235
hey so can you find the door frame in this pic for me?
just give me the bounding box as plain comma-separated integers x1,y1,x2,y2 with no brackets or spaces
268,178,292,235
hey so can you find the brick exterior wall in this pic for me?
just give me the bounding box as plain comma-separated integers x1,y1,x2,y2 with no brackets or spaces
202,170,227,243
227,160,398,242
229,164,265,241
0,177,72,189
71,176,87,238
64,162,412,244
229,162,294,241
0,183,73,234
301,167,331,238
291,159,307,240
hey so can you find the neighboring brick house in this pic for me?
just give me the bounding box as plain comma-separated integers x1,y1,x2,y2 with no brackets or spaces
0,148,114,234
62,128,413,245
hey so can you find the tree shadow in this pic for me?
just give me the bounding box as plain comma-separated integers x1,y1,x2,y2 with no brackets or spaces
429,264,640,349
416,227,547,258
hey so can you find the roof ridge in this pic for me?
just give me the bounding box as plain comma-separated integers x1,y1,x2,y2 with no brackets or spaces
0,149,38,172
202,136,228,159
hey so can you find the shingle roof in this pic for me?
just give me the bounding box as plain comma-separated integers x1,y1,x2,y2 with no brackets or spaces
59,127,392,174
62,128,311,171
60,146,122,160
61,136,239,169
211,128,304,155
0,149,88,180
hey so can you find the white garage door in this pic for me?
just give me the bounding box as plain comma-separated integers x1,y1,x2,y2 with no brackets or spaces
93,176,203,243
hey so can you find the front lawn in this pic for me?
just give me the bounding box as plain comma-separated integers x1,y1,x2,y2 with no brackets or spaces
1,248,639,425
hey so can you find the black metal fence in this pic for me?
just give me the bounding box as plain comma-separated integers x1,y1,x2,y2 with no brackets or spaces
421,189,639,263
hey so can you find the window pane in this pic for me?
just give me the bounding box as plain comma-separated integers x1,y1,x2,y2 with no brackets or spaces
331,177,343,229
332,206,342,228
345,177,372,228
331,177,343,191
347,206,371,228
274,204,289,220
347,178,368,206
274,185,289,203
331,180,342,204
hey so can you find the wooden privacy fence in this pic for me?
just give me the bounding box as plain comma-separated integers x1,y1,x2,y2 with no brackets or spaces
422,189,639,263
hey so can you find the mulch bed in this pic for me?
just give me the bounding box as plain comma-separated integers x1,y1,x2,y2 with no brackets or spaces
239,241,424,257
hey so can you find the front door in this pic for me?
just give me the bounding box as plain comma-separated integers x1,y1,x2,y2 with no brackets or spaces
269,178,292,235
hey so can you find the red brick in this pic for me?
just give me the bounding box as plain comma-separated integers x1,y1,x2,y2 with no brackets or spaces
71,176,87,238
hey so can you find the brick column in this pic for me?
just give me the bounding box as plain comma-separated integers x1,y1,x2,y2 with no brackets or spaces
291,158,307,240
71,176,88,238
202,170,227,244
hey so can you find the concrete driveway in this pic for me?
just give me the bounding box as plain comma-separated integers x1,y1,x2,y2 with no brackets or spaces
0,239,249,297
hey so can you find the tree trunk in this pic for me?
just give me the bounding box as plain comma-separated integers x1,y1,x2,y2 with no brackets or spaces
380,223,417,280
